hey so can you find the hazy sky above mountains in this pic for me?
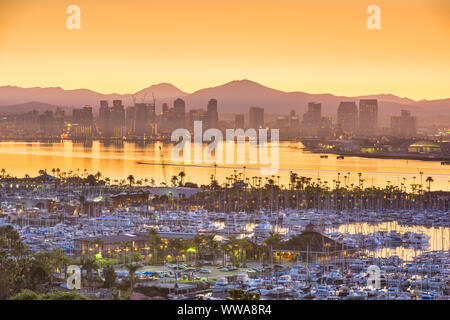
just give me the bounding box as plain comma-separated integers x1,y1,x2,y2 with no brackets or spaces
0,0,449,99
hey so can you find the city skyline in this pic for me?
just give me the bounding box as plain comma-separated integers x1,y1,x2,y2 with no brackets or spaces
0,94,424,139
0,0,449,100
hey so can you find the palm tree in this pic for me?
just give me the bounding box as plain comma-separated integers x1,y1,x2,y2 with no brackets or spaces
220,242,230,267
289,172,298,191
119,243,128,264
167,238,187,262
178,171,186,186
264,232,283,265
80,255,99,282
227,237,243,267
50,248,73,280
94,171,102,183
239,239,252,268
78,195,86,215
171,175,178,187
125,263,142,292
103,264,117,288
426,176,434,192
127,175,135,187
205,235,219,265
147,228,163,264
192,235,206,264
124,241,133,263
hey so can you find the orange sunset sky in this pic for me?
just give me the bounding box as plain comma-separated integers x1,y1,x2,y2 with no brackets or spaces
0,0,449,100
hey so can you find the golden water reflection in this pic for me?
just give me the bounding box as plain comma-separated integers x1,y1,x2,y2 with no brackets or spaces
0,140,449,190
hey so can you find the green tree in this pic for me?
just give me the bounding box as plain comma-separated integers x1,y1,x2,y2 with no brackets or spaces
205,235,219,265
147,228,164,264
264,232,283,265
103,264,117,288
10,289,42,300
80,255,99,282
124,263,142,292
227,289,261,300
43,291,89,300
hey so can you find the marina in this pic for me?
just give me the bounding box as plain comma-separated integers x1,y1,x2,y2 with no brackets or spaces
0,174,448,300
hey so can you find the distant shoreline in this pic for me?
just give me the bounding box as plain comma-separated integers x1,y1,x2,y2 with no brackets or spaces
308,149,450,162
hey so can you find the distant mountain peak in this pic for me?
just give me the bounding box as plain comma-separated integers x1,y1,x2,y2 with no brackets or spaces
0,81,448,123
228,79,257,84
145,82,180,89
134,83,187,97
223,79,275,89
191,79,286,97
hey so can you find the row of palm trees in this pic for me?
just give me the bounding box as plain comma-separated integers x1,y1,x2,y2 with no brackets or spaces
0,168,158,188
75,230,286,293
180,170,447,212
149,229,285,268
0,167,447,212
86,229,285,269
0,167,441,192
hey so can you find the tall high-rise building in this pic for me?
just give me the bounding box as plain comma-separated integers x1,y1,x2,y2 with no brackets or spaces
99,101,111,137
99,101,109,120
337,101,358,133
19,110,40,135
134,103,149,136
318,117,332,138
173,98,186,128
111,100,126,136
100,100,109,109
276,116,289,128
72,105,93,126
235,114,245,129
54,108,65,133
249,107,264,128
148,104,156,123
303,102,322,126
126,106,136,134
390,110,417,137
288,110,300,134
359,99,378,134
113,100,123,108
39,110,54,134
161,103,169,129
162,103,169,116
71,105,94,138
302,102,322,136
206,99,219,128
